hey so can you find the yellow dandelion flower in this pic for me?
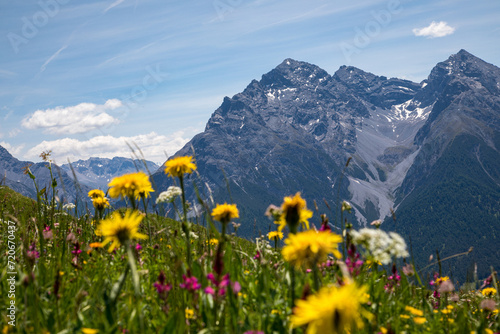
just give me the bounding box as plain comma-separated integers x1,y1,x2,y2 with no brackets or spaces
291,283,369,334
271,309,280,315
89,242,103,248
96,210,147,252
435,276,449,284
81,329,99,334
379,327,388,334
485,329,494,334
481,287,497,297
211,203,239,223
164,156,197,178
185,308,195,319
413,317,426,325
405,306,423,317
268,231,284,240
282,230,342,269
88,189,105,199
208,238,219,246
492,309,499,315
92,197,110,210
400,314,410,319
441,309,451,315
276,192,313,232
108,172,154,200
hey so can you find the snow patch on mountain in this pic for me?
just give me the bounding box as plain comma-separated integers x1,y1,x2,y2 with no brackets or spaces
348,100,432,224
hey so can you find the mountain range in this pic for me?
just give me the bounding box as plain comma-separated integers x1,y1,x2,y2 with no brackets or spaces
152,49,500,280
1,49,498,280
0,149,159,208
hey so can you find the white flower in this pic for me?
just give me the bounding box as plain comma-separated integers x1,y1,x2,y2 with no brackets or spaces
351,228,408,265
63,203,76,210
156,186,182,204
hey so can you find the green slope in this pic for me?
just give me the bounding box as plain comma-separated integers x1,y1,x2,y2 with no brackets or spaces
388,134,500,281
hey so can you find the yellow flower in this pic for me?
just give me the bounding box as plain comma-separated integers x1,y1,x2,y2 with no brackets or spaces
276,192,313,232
282,230,342,269
485,329,493,334
185,307,194,319
291,283,369,334
88,189,105,199
405,306,423,316
413,317,426,325
400,314,410,319
108,172,154,200
164,156,197,178
89,242,103,248
268,231,284,240
96,210,147,252
441,309,451,315
481,287,497,297
81,329,99,334
208,238,219,246
435,276,449,284
211,203,239,223
92,197,110,210
379,327,388,334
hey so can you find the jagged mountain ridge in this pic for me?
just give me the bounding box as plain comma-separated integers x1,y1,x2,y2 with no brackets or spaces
153,55,437,226
61,157,160,190
152,49,499,279
0,145,91,204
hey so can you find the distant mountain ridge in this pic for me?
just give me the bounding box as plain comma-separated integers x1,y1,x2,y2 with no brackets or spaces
152,49,500,279
0,145,90,204
61,157,159,190
0,149,159,206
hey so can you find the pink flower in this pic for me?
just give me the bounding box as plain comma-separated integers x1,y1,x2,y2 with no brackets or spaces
153,271,171,298
135,243,142,251
180,275,201,291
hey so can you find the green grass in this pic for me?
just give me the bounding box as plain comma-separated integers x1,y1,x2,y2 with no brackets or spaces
0,169,499,334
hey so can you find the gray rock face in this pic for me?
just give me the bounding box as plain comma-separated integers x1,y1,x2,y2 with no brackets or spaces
153,50,499,240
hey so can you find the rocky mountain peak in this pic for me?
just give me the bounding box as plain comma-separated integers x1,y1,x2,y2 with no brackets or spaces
260,58,330,88
0,145,13,159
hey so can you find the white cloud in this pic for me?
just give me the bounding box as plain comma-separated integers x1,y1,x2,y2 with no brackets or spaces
21,99,122,135
413,21,455,38
0,142,25,156
24,131,190,165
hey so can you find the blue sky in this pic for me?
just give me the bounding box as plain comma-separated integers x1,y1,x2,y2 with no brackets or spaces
0,0,499,164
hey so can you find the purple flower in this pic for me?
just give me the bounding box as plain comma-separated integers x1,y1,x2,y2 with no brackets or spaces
180,275,201,291
153,271,171,298
204,286,215,295
135,243,142,251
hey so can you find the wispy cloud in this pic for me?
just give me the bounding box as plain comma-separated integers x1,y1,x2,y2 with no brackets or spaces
0,69,17,78
40,45,68,72
104,0,126,13
413,21,456,38
24,131,189,164
21,99,122,135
